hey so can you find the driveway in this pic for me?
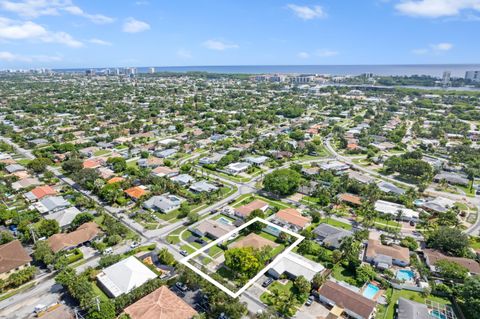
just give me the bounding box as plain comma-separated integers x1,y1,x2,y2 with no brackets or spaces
295,300,330,319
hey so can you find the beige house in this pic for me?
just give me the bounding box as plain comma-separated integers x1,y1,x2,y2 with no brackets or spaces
0,240,32,280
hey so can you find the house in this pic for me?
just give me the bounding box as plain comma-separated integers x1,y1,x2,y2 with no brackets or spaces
313,224,352,249
245,156,268,166
301,167,320,177
365,239,410,269
396,297,431,319
320,161,349,173
154,148,177,158
45,206,82,228
338,193,362,206
170,174,195,186
423,249,480,275
192,219,235,239
143,194,185,213
107,176,125,184
268,251,324,281
152,166,179,178
298,181,318,196
5,164,26,174
97,166,115,179
415,197,455,214
434,172,469,186
24,185,57,202
79,146,99,157
234,199,269,219
138,156,163,168
189,180,218,193
318,280,376,319
377,181,405,195
229,233,278,250
11,177,42,191
34,196,70,214
83,158,104,169
97,256,157,298
47,222,102,253
225,162,251,175
0,240,32,280
348,171,375,184
374,200,419,222
272,208,311,231
199,153,225,165
125,186,148,201
124,286,197,319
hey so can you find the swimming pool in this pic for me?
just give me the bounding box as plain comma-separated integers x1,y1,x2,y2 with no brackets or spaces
396,269,415,281
362,284,379,299
217,216,232,225
430,310,447,319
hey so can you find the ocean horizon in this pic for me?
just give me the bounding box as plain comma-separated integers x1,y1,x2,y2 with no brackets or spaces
54,64,480,78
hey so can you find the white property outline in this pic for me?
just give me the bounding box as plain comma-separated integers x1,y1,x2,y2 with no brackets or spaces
180,217,305,298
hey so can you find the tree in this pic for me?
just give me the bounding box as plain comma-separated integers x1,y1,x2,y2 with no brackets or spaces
99,183,123,204
70,212,94,230
187,211,199,224
33,241,55,265
356,264,376,284
263,169,301,196
27,158,52,173
427,227,469,257
312,272,326,290
87,299,116,319
36,219,59,237
0,231,14,244
62,158,83,174
246,209,266,232
400,236,418,251
158,248,175,266
294,275,311,296
435,260,469,280
460,275,480,318
224,247,262,278
107,157,127,173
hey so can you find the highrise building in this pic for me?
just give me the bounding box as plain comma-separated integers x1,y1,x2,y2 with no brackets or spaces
442,71,451,85
465,71,480,82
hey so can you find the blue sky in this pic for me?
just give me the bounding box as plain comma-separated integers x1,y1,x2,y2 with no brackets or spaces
0,0,479,68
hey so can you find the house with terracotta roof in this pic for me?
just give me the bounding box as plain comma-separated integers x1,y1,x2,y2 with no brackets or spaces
47,222,102,253
82,158,104,169
107,176,125,184
124,186,148,201
365,239,410,269
0,240,32,280
234,199,269,219
228,233,278,250
272,208,311,232
423,249,480,275
318,280,376,319
24,185,57,202
124,286,197,319
151,166,179,178
338,193,362,206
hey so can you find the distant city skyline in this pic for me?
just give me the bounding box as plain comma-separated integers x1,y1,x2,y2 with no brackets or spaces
0,0,479,68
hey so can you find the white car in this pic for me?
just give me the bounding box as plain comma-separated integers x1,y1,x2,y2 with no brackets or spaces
130,241,140,249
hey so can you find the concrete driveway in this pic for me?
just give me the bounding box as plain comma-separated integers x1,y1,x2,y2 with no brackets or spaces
294,300,330,319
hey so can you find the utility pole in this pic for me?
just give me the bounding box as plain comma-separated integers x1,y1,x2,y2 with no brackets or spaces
29,224,37,243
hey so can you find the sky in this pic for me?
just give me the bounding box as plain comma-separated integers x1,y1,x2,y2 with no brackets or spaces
0,0,479,68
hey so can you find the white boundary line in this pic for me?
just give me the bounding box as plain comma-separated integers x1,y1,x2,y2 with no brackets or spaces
180,217,304,298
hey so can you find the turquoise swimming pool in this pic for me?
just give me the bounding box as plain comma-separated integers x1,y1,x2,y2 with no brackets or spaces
430,310,447,319
362,284,379,299
217,216,232,225
396,269,415,281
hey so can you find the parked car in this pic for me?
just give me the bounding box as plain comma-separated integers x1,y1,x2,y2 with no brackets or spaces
262,278,273,287
103,247,113,255
305,295,314,306
194,238,206,245
130,241,140,249
180,250,189,256
175,282,188,292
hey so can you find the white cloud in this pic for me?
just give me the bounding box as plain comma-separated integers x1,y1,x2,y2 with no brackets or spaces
411,42,453,55
0,50,62,62
177,49,192,59
0,0,114,23
286,4,326,20
202,39,239,51
123,17,150,33
297,51,310,59
315,49,338,57
0,17,83,47
89,38,112,46
395,0,480,18
431,42,453,51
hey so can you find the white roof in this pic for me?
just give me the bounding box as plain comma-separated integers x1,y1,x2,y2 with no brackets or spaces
45,206,81,228
374,200,419,219
97,256,157,297
270,252,324,281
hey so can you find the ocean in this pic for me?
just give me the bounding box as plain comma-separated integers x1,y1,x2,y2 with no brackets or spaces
57,64,480,78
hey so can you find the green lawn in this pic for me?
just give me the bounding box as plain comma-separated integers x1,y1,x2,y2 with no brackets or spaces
382,289,452,319
470,237,480,249
94,149,110,156
179,244,196,255
331,264,359,286
126,160,138,168
0,282,36,302
91,282,109,302
320,218,353,230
